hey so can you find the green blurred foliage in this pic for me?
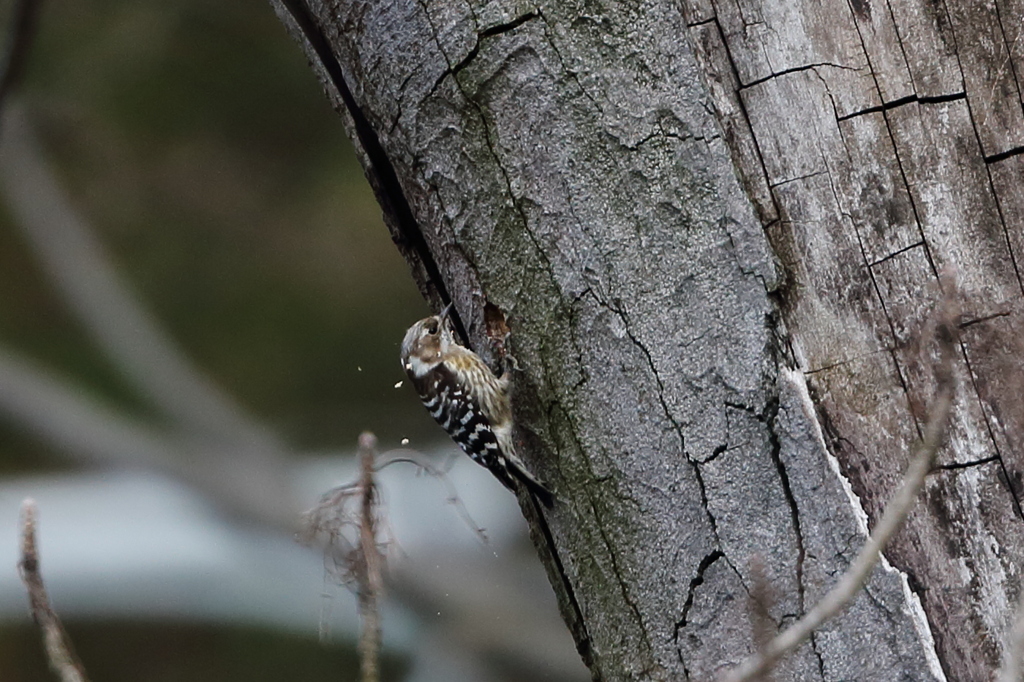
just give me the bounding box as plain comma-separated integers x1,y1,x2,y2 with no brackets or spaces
0,621,408,681
0,0,445,464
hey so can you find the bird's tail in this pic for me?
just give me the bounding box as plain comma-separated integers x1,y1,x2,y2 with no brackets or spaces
510,460,554,508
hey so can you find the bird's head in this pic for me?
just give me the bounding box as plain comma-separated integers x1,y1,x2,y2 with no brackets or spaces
400,303,457,376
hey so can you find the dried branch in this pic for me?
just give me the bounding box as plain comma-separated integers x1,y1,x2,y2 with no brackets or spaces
376,448,489,544
745,556,775,682
718,280,959,682
302,433,388,680
303,436,495,680
358,432,384,682
18,499,91,682
0,0,41,113
304,482,383,590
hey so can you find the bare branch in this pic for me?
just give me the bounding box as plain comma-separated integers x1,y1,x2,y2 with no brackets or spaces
376,448,489,544
358,432,384,682
718,279,959,682
18,499,91,682
302,434,390,680
303,436,498,681
746,556,775,682
302,433,391,669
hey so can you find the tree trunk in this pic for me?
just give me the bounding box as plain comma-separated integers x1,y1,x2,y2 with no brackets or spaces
269,1,1023,680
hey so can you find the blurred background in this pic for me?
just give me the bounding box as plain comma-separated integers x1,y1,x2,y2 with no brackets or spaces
0,0,584,679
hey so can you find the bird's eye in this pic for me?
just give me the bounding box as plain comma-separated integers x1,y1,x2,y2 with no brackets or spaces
425,320,439,335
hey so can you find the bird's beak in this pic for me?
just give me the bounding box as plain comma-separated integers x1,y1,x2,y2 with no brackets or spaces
439,302,453,323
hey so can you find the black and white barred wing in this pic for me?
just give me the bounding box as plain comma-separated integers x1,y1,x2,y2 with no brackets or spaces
412,364,519,491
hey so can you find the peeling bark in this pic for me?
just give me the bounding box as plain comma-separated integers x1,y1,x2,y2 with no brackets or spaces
270,0,1022,680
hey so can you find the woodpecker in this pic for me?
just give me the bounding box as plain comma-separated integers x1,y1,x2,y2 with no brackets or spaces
400,304,553,506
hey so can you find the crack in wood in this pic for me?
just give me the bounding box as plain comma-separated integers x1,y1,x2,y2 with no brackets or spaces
423,17,562,312
591,494,656,659
933,0,1024,303
835,92,967,121
695,16,782,224
674,548,725,679
954,340,1024,519
866,241,926,268
427,11,540,96
537,10,600,107
936,455,1000,470
530,399,597,669
985,145,1024,164
739,61,863,91
727,397,809,610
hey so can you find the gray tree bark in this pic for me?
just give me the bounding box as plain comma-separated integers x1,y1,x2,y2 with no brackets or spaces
269,1,1024,680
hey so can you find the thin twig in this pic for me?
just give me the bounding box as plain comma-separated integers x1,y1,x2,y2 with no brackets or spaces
302,438,490,676
18,499,91,682
301,433,389,678
376,449,489,544
746,556,776,682
718,281,959,682
0,0,41,113
357,432,383,682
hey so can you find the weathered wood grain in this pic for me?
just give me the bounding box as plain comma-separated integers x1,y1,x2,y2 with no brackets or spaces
690,0,1024,678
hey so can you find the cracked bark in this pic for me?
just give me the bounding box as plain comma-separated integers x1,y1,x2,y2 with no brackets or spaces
271,0,1020,680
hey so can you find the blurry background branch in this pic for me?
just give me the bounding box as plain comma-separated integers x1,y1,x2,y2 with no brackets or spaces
0,103,288,450
0,344,297,526
0,103,297,527
18,499,90,682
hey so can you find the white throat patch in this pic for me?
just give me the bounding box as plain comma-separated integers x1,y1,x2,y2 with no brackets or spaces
406,355,440,378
